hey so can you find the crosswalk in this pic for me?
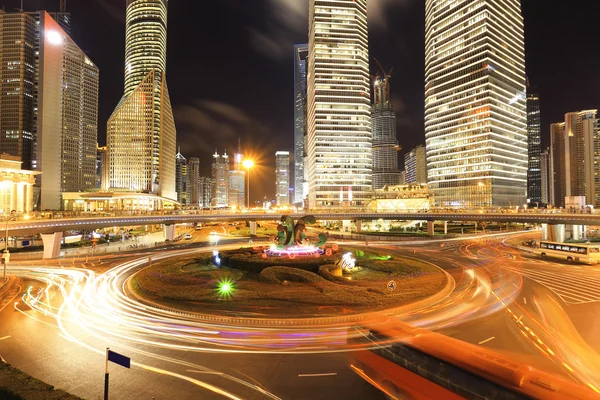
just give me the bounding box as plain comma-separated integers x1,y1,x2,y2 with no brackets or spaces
508,266,600,304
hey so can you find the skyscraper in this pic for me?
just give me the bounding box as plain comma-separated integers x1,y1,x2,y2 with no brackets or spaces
228,151,245,208
175,149,189,205
405,145,427,185
527,94,541,203
307,0,372,208
372,72,400,189
551,110,598,207
294,44,308,205
276,151,290,206
199,176,212,209
107,0,176,200
97,146,108,190
540,147,550,205
212,151,229,208
188,157,200,206
425,0,528,207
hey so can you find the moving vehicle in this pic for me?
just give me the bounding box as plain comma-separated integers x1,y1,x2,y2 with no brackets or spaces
522,239,536,247
184,233,192,240
536,241,600,264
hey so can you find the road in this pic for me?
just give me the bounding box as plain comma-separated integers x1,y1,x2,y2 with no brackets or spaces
2,231,600,398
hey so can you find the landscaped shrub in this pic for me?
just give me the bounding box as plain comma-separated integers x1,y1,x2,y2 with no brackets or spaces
259,266,326,284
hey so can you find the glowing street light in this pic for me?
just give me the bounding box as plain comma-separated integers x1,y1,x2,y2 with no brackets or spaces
217,278,235,299
242,159,255,208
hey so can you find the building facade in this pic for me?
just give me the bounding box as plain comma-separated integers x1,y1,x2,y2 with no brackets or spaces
97,146,108,190
175,150,189,205
424,0,528,207
188,157,200,206
372,74,400,189
107,0,176,200
540,147,550,205
550,110,598,208
276,151,290,206
36,13,99,210
228,151,245,208
211,151,229,208
405,145,427,185
527,94,541,203
199,176,212,208
0,155,38,213
306,0,372,208
294,44,308,205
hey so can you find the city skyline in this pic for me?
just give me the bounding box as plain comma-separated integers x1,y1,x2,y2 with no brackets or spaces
0,1,598,203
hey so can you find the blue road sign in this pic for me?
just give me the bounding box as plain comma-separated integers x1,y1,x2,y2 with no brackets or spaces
108,350,130,369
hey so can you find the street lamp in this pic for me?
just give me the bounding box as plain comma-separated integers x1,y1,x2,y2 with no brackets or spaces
242,159,255,208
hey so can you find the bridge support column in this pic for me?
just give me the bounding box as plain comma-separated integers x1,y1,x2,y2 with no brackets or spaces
355,220,362,233
163,224,176,241
427,221,434,236
443,221,448,235
249,221,257,235
568,224,586,241
41,232,63,259
542,224,565,243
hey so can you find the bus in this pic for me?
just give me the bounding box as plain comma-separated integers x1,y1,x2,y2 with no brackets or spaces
536,241,600,264
348,320,599,400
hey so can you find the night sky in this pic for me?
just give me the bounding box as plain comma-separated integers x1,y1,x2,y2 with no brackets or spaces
3,0,600,202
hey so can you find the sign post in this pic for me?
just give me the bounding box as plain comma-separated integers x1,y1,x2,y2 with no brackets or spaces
104,347,131,400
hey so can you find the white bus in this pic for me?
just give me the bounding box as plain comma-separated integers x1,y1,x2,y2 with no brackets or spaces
536,241,600,264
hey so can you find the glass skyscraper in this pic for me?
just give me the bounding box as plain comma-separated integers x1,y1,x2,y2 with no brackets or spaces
276,151,290,206
307,0,372,208
527,94,541,203
372,75,400,189
107,0,176,200
425,0,527,207
294,44,308,205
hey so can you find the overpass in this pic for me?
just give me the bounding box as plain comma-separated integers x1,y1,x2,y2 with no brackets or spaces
2,211,595,258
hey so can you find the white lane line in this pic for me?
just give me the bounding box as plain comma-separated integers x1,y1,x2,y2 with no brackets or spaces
478,337,496,345
523,297,527,304
298,373,338,377
0,336,10,341
512,283,519,289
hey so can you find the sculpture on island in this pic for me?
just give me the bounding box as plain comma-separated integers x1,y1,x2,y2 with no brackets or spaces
269,215,328,250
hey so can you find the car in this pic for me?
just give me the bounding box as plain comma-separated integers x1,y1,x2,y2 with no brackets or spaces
209,231,218,236
522,240,536,247
184,233,192,240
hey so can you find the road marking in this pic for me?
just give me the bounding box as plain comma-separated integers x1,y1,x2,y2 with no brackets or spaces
523,297,527,304
298,373,338,377
478,336,496,345
0,336,10,341
516,315,523,323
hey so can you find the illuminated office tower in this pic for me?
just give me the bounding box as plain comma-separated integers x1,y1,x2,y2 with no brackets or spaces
294,44,308,205
551,110,598,208
405,145,427,184
212,151,229,208
175,149,189,205
199,177,212,209
228,150,245,208
107,0,176,200
188,157,200,206
425,0,528,207
372,74,400,189
540,147,550,205
276,151,290,206
527,94,541,203
307,0,372,208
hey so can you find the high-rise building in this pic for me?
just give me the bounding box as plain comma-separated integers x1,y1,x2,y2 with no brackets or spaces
228,151,245,208
97,146,108,190
175,149,189,205
107,0,176,200
307,0,372,208
199,176,212,209
527,94,541,203
425,0,528,207
188,157,200,206
372,72,400,189
276,151,290,206
551,110,598,207
540,147,550,205
405,145,427,184
294,44,308,205
212,151,229,208
0,11,37,170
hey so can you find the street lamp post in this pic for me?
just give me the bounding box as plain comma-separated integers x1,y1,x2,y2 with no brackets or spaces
242,159,254,208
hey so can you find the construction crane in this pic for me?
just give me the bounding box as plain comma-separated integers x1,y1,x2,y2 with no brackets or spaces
374,58,394,81
60,0,67,12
